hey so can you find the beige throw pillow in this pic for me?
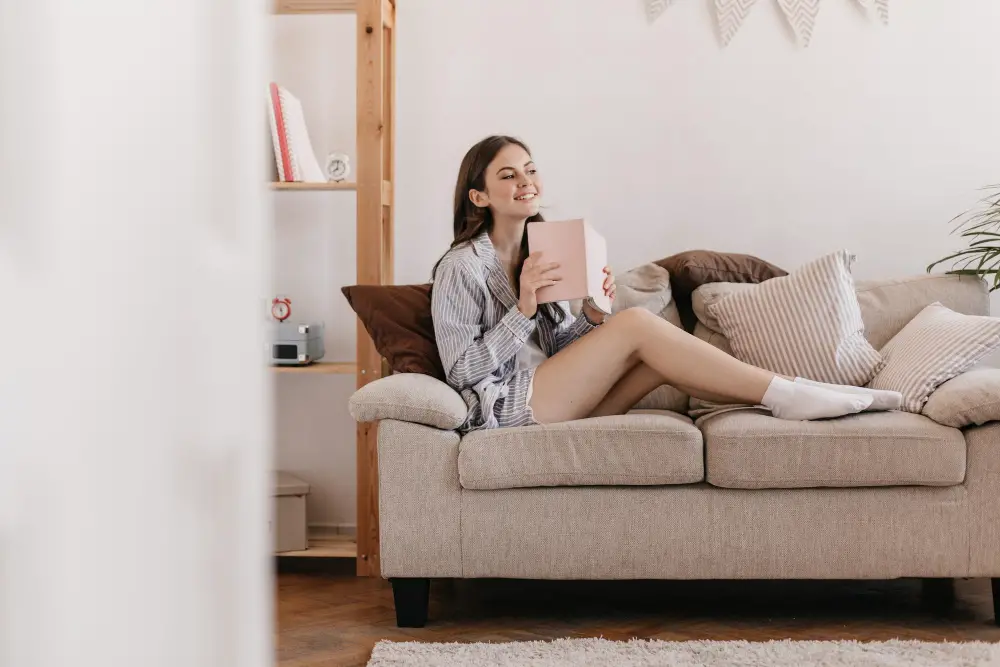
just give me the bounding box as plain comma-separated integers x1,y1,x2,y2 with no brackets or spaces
922,366,1000,428
868,302,1000,413
706,250,883,386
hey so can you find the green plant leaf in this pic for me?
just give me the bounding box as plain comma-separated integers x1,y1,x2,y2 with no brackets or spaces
927,247,988,273
929,183,1000,275
976,250,996,273
946,269,1000,275
960,230,1000,240
957,215,1000,235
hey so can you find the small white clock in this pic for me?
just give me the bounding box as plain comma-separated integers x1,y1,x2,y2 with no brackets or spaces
325,153,351,182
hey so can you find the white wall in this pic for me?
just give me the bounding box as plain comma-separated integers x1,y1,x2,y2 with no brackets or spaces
274,0,1000,529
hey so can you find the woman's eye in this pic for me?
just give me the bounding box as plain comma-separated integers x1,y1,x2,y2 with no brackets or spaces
528,169,537,175
501,174,513,179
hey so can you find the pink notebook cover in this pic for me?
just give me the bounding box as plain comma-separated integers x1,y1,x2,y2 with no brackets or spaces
527,219,611,314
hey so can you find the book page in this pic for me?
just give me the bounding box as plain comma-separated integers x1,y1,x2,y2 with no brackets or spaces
282,90,327,183
585,223,611,315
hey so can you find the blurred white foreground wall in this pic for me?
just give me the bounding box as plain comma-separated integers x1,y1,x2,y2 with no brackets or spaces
0,1,273,666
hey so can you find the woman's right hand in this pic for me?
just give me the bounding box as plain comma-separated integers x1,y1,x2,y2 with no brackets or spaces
518,251,561,319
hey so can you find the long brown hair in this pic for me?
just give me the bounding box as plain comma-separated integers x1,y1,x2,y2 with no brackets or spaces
432,135,564,325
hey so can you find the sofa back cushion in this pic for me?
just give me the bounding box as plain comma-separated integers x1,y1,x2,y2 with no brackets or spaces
694,274,989,350
854,274,989,349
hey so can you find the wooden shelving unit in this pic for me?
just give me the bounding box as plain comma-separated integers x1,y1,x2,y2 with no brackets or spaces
275,0,357,14
278,534,357,558
270,181,357,191
271,0,394,575
272,361,356,375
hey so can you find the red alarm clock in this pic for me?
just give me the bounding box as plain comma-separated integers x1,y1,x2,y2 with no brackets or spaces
271,297,292,322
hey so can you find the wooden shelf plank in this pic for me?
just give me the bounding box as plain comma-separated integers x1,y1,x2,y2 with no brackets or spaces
274,0,355,14
270,181,357,191
271,362,356,375
277,535,356,558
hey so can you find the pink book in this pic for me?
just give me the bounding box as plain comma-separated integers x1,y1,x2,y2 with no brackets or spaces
527,218,611,315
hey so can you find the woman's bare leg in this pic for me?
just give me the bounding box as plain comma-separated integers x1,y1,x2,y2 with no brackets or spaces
530,308,871,425
587,362,737,418
531,308,775,425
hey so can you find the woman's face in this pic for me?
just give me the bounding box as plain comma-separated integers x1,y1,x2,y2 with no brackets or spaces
471,143,543,221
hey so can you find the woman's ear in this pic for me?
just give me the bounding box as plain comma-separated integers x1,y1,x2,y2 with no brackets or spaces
468,188,489,208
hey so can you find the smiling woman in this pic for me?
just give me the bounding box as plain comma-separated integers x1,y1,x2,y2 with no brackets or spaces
426,135,902,435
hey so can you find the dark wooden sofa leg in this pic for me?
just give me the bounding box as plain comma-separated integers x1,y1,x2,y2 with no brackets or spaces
993,578,999,626
390,578,430,628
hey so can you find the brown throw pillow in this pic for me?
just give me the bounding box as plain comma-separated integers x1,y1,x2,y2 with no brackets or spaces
655,250,788,331
341,283,445,380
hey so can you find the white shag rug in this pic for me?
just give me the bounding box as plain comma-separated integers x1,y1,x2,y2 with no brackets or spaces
367,638,1000,666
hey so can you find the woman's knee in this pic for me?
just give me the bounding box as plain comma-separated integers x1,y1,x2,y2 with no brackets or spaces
610,306,660,332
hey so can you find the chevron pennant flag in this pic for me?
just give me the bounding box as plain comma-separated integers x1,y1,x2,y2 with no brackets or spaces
716,0,760,46
872,0,889,25
655,0,889,45
645,0,674,24
777,0,822,46
857,0,889,25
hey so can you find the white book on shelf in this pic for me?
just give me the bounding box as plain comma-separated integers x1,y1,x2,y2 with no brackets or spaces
268,82,327,183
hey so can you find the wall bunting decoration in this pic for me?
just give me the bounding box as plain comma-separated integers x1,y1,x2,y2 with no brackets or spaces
716,0,761,47
647,0,890,46
857,0,889,25
777,0,822,47
644,0,673,24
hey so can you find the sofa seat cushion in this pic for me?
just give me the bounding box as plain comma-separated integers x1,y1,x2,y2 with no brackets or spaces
702,410,966,489
458,411,703,490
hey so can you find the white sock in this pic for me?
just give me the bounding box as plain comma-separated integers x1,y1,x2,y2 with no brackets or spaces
761,376,873,421
793,377,902,411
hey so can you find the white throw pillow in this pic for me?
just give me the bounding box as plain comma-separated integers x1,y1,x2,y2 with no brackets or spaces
868,302,1000,413
707,249,883,386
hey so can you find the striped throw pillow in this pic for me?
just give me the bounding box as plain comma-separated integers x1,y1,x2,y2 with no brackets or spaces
707,250,883,386
868,302,1000,413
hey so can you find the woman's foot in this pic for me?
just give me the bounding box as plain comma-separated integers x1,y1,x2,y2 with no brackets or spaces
793,377,902,411
761,376,873,421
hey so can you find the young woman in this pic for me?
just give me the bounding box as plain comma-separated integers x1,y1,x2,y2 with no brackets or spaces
431,135,901,433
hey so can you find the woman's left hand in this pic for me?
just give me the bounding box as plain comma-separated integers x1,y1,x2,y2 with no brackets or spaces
582,266,616,325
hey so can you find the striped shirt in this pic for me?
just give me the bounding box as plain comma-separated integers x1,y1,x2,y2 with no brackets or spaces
431,230,596,432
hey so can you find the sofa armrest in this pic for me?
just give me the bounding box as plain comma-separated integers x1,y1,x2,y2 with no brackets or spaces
378,420,462,578
964,422,1000,576
348,373,468,430
922,367,1000,428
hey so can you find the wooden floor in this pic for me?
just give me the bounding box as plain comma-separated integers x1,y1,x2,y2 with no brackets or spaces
276,566,999,666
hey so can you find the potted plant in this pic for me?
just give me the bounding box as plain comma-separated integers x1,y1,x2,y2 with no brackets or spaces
928,184,1000,292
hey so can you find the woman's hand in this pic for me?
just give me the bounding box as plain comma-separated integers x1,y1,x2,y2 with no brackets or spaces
518,251,561,319
582,265,616,325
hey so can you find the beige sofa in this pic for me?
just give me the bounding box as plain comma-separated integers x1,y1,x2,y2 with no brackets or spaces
348,273,1000,628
